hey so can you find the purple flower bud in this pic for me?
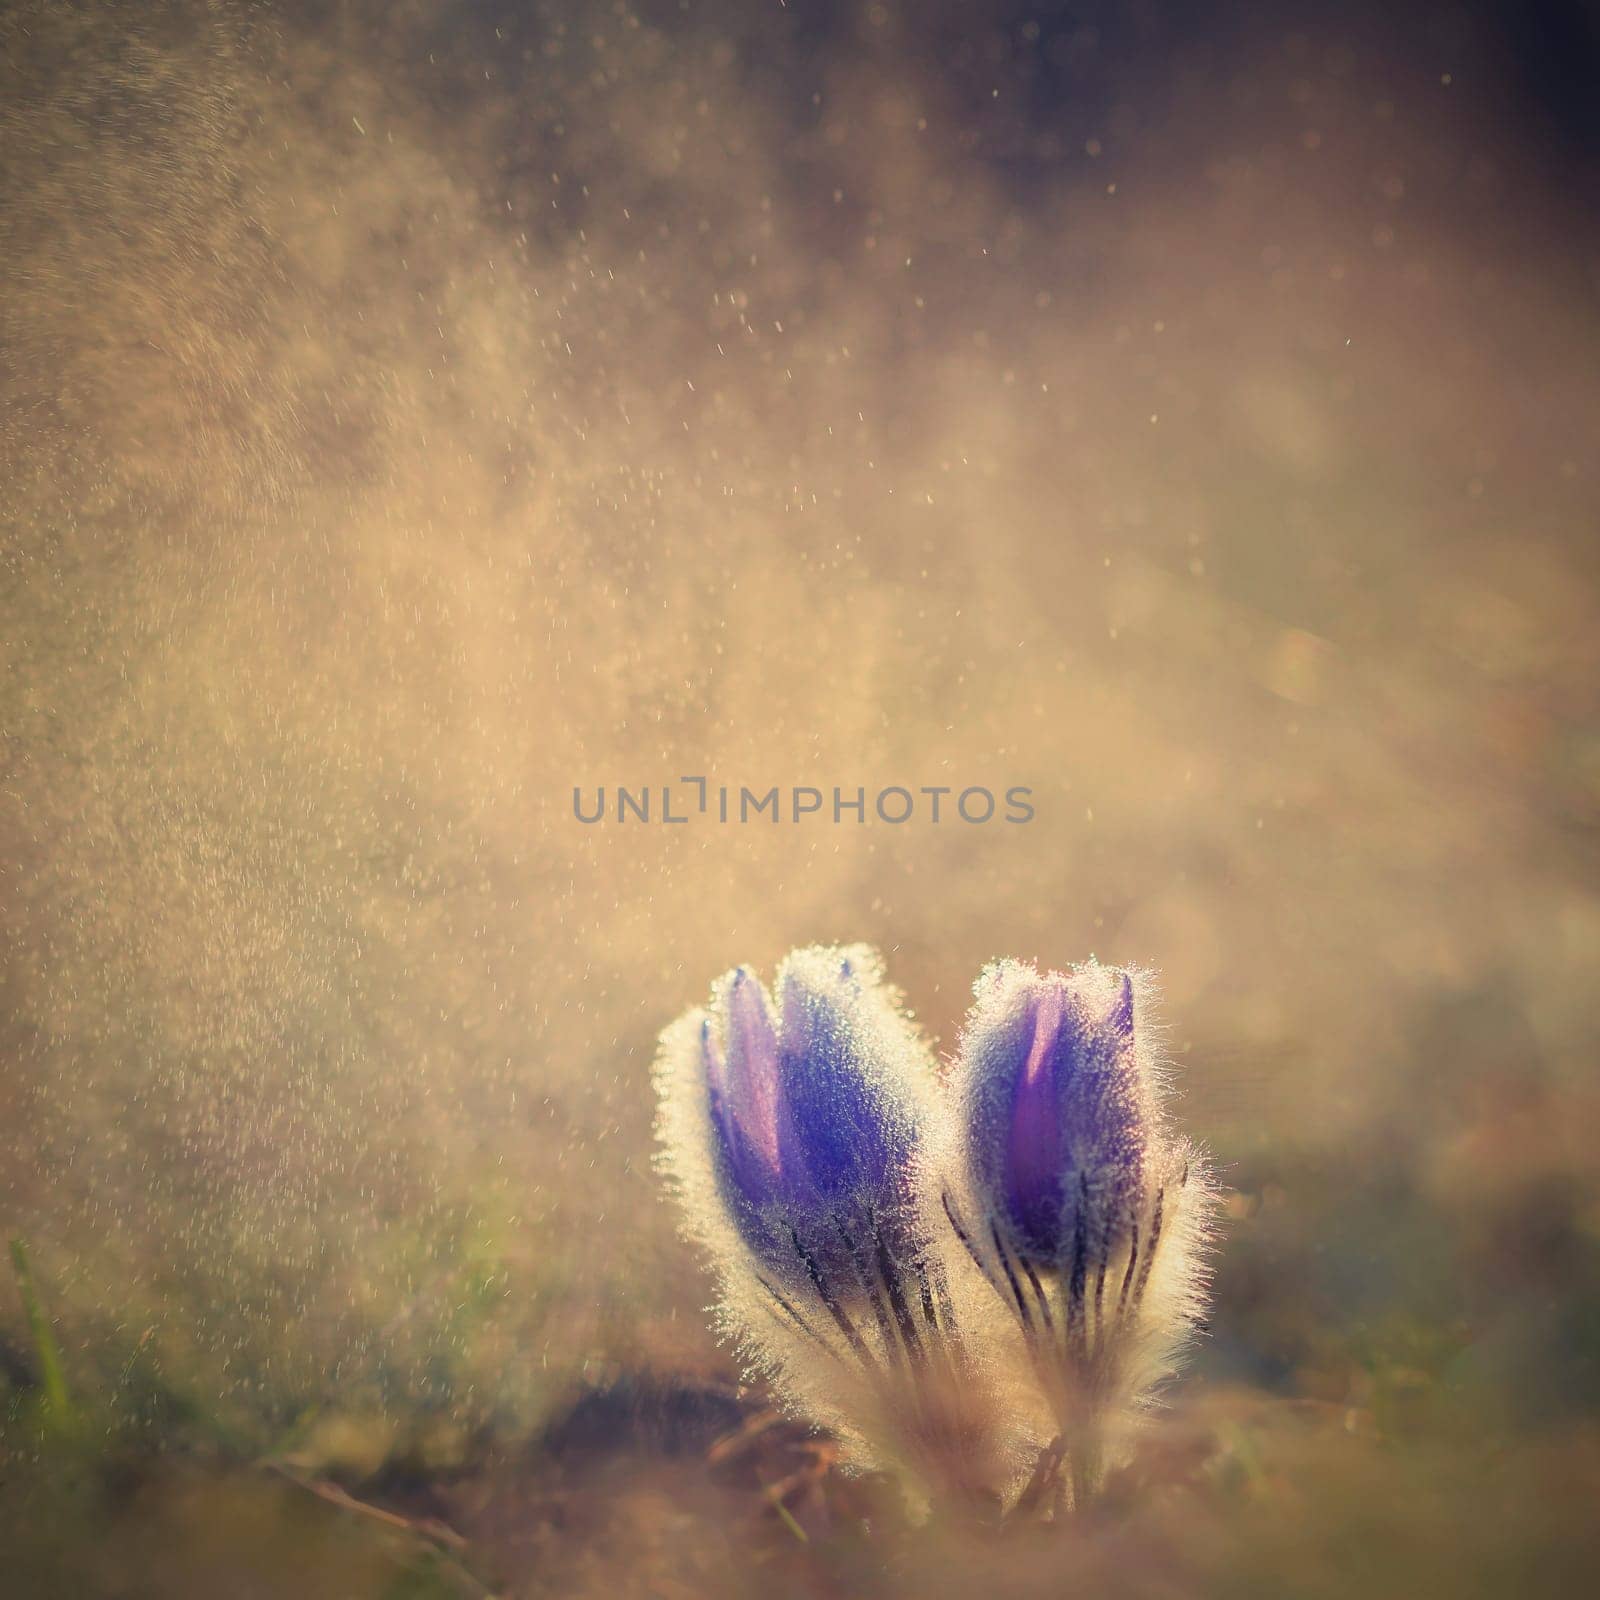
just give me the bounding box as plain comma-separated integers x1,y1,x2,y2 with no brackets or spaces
955,959,1155,1269
659,948,1210,1508
663,946,933,1293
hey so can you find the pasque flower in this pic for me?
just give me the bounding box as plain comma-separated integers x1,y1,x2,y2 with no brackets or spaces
943,958,1212,1509
697,955,923,1289
656,947,1212,1520
655,946,1013,1506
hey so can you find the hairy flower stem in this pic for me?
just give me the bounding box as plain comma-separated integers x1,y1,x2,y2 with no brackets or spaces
1063,1417,1104,1513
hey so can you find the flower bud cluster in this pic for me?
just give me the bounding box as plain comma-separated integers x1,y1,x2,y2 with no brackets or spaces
654,945,1213,1516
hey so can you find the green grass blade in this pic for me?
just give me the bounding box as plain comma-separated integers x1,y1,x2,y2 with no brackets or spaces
9,1237,72,1417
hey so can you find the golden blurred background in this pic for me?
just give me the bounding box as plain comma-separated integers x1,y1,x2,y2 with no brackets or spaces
3,1,1598,1593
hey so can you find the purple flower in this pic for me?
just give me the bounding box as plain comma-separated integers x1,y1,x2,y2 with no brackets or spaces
663,945,933,1298
658,947,1212,1511
943,957,1212,1513
953,959,1156,1271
